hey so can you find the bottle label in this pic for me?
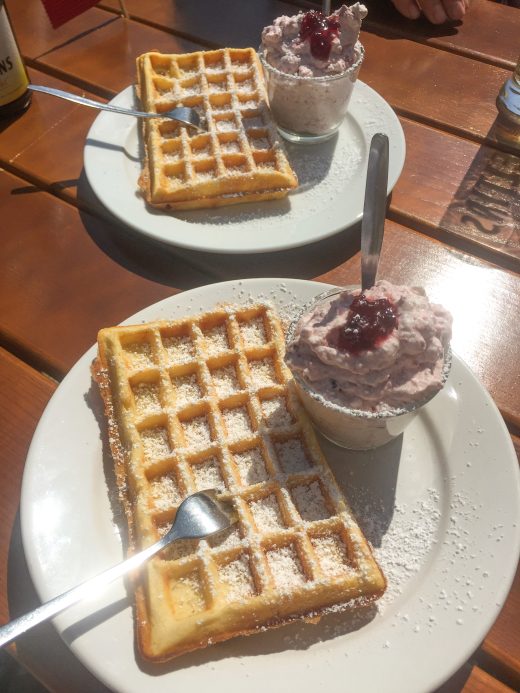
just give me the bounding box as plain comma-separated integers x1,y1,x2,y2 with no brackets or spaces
0,6,29,106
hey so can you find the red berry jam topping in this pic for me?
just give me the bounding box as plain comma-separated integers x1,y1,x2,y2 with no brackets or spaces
299,10,340,62
330,294,398,354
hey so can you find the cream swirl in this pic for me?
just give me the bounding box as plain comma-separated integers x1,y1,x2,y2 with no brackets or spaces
286,281,452,412
261,3,367,77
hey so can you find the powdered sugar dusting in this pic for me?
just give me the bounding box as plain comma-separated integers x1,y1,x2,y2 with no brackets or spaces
203,324,230,354
179,133,362,230
234,447,269,486
350,487,442,613
267,545,306,590
171,372,202,405
219,555,256,599
275,438,312,474
192,456,225,492
212,364,241,397
291,482,330,522
261,396,294,427
133,382,162,415
240,317,267,346
123,342,154,370
250,494,286,530
311,534,351,576
208,524,242,550
249,358,278,388
162,334,195,362
150,472,181,511
171,572,206,616
222,406,253,439
182,415,212,448
141,427,171,461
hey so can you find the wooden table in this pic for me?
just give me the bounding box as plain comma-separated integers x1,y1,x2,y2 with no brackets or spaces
1,1,518,691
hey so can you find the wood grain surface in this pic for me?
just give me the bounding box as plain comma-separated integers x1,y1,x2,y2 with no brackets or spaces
362,0,520,69
0,349,55,622
481,573,520,689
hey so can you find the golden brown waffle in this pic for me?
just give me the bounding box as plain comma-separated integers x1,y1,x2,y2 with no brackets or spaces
93,304,385,662
136,48,298,210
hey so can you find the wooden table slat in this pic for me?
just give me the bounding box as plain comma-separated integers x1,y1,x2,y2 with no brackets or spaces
360,31,510,147
0,348,55,622
1,159,519,427
0,74,517,289
459,666,517,693
361,0,519,70
6,1,204,100
7,0,513,152
0,68,105,173
391,118,520,271
5,0,114,61
437,662,518,692
0,167,201,377
99,0,520,71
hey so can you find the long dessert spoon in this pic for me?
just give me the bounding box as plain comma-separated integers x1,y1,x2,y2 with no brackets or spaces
27,84,204,132
361,132,389,291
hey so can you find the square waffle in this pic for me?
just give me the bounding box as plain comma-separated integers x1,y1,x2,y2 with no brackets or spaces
93,304,385,661
136,48,298,209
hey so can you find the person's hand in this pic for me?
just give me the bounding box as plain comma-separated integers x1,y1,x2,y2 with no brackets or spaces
391,0,470,23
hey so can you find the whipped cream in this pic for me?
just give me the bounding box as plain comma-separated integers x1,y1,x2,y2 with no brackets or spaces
261,3,367,78
286,281,452,412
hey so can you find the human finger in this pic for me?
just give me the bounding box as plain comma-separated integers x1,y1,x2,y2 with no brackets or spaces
416,0,448,24
390,0,421,20
442,0,467,20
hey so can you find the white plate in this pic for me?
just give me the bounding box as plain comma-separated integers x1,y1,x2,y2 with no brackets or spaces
21,278,520,693
83,82,405,254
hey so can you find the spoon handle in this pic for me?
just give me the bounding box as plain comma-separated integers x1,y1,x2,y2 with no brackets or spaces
28,84,166,119
361,133,389,292
0,531,174,649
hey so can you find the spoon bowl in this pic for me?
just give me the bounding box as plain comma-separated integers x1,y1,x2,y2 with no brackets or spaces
0,489,235,648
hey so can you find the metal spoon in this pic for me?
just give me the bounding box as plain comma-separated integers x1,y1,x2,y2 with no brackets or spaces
0,489,235,648
361,133,389,291
27,84,204,132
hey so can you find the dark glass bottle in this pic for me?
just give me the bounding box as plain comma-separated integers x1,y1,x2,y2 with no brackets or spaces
496,56,520,150
0,1,31,118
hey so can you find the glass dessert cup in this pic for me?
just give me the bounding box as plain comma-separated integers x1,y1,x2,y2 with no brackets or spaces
286,287,452,451
259,43,364,144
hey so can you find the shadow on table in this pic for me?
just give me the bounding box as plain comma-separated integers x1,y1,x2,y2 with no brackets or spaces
7,512,111,692
362,0,463,38
76,168,363,290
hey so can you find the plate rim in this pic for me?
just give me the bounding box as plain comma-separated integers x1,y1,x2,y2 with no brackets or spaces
83,81,406,254
20,277,520,693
